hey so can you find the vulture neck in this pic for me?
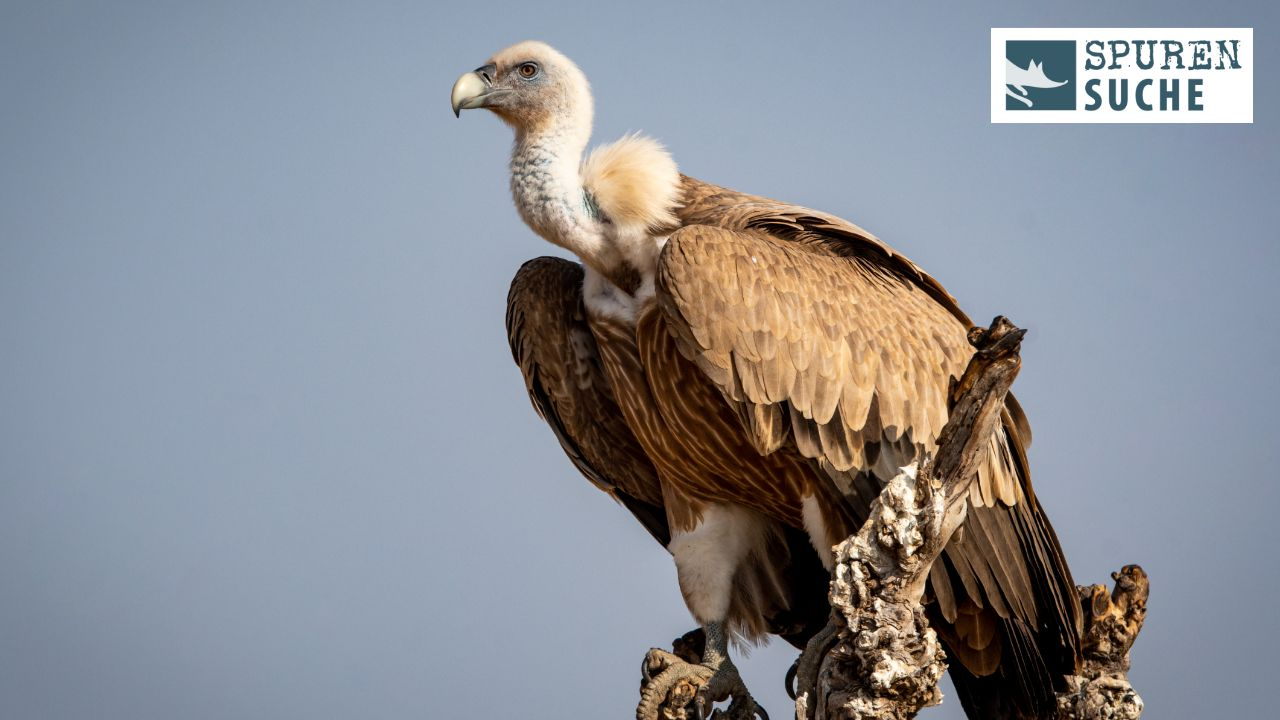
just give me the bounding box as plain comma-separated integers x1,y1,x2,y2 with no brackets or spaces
510,119,640,296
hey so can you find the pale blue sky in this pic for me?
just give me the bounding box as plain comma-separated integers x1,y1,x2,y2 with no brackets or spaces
2,1,1277,718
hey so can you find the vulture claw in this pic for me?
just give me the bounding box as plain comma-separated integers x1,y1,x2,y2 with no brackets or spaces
792,619,841,720
636,648,764,720
641,647,686,687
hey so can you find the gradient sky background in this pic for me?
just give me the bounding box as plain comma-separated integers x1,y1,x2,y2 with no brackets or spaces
2,2,1277,718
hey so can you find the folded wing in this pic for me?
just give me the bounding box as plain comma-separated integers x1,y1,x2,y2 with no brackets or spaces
507,257,668,544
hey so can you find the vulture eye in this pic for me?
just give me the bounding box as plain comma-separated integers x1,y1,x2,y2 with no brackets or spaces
517,62,540,79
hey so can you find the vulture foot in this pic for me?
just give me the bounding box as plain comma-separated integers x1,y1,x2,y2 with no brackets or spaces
788,619,839,717
637,646,767,720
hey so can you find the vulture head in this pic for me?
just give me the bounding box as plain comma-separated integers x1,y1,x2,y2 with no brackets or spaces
450,40,593,138
451,42,679,293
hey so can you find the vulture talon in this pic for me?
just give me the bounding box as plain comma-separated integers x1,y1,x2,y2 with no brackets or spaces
636,651,764,720
637,654,712,720
641,647,686,687
792,619,840,720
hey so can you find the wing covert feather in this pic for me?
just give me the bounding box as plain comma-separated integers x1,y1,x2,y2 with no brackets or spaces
656,224,1018,500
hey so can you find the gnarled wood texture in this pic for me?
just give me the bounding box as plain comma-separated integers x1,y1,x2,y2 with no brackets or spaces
1056,565,1148,719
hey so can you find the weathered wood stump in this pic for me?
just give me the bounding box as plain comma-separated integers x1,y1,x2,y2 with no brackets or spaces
1056,565,1147,719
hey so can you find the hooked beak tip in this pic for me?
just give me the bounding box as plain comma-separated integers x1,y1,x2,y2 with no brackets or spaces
451,70,491,118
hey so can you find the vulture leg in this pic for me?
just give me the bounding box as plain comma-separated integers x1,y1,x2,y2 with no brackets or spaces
636,503,772,718
637,621,767,720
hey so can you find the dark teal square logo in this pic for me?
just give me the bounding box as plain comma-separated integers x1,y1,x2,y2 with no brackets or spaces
1005,40,1076,110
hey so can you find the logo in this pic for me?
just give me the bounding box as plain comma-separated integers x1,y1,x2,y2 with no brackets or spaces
992,28,1253,123
1005,41,1075,110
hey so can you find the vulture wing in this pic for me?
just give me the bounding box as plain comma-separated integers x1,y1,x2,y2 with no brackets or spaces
507,257,669,545
658,176,1081,716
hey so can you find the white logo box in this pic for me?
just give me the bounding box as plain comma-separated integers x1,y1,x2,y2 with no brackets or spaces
991,28,1253,124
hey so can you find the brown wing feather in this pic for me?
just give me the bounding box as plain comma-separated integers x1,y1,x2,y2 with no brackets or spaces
506,257,668,544
659,177,1081,712
656,222,993,498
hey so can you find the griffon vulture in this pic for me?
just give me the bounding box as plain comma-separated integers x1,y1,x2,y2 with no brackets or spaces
451,41,1081,720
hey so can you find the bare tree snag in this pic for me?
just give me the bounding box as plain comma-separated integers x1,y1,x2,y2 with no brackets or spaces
793,317,1148,720
1056,565,1148,719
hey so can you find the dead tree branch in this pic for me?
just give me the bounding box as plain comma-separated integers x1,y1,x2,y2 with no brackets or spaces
1057,565,1148,719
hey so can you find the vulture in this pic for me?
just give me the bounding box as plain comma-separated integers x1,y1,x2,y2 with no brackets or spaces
451,41,1081,720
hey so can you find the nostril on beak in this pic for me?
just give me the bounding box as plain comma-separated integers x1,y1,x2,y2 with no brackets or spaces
474,63,496,86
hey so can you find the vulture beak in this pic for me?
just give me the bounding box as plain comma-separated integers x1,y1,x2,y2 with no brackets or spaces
451,64,507,117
